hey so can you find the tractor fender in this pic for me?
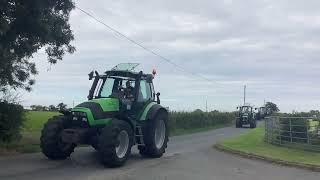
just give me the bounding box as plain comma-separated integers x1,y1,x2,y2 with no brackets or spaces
146,104,168,121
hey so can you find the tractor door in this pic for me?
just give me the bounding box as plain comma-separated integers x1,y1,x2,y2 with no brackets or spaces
131,80,154,119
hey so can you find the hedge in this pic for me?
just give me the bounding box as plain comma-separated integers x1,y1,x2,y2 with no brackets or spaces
0,102,25,143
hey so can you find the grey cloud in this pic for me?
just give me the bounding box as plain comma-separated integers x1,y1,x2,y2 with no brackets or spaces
23,0,320,112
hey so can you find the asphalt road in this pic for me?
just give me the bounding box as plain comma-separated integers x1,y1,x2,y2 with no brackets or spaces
0,125,319,180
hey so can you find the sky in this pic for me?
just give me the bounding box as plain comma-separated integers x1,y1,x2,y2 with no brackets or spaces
22,0,320,112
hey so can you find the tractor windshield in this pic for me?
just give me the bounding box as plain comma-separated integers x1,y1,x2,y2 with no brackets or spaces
94,77,136,100
241,106,251,113
90,73,154,102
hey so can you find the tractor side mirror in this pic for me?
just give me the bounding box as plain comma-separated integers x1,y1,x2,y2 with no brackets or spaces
156,92,161,104
255,108,257,110
236,107,239,109
88,71,94,80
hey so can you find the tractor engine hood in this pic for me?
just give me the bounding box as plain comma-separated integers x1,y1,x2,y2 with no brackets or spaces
71,98,120,126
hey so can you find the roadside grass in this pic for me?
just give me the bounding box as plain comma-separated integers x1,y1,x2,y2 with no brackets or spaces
217,127,320,167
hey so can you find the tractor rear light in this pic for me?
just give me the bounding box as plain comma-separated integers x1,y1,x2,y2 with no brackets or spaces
82,117,87,122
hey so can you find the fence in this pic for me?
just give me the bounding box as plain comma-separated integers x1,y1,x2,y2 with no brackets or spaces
265,116,320,152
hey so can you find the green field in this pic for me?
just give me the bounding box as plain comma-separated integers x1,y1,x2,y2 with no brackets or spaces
217,127,320,166
24,111,61,132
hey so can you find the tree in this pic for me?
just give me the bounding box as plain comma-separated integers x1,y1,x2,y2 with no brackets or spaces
48,104,58,111
265,102,279,115
57,102,67,111
0,0,75,93
30,105,48,111
193,109,203,113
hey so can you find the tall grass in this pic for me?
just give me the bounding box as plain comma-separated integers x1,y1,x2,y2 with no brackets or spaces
169,110,235,133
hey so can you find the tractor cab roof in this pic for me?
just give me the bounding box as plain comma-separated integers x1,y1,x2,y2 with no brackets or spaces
240,105,253,108
103,63,153,81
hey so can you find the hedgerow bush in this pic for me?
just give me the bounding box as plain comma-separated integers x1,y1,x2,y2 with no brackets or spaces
169,110,235,132
0,102,25,143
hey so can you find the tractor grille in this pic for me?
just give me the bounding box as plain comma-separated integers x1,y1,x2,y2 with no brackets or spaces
71,112,89,128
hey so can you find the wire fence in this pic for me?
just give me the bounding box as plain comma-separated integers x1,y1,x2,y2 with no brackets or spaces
265,116,320,152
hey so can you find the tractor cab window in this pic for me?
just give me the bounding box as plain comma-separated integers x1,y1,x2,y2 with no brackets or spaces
100,78,115,97
100,77,136,100
241,106,251,113
138,80,153,102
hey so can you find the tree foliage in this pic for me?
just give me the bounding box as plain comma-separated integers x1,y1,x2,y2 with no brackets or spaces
0,0,75,92
30,103,65,111
265,101,280,115
0,101,25,143
57,102,67,111
169,111,235,132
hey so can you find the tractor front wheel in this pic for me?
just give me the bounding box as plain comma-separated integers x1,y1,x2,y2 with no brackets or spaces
250,120,257,128
138,111,168,158
98,120,133,167
236,119,242,128
40,116,76,160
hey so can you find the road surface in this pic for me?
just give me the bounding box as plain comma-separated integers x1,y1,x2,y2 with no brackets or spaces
0,125,319,180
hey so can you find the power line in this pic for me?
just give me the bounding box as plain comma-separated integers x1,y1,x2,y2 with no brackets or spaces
75,6,220,84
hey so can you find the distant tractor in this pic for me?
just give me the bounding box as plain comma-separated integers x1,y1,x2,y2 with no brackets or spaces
236,105,256,128
256,106,267,120
40,63,169,167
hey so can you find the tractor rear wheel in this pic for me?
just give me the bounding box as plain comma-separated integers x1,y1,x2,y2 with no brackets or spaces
98,120,133,167
138,111,168,158
40,116,76,160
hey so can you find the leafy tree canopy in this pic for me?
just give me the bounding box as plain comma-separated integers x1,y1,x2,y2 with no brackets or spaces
57,102,67,111
0,0,75,92
265,101,280,114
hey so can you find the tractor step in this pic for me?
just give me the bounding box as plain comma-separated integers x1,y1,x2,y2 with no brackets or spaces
135,125,145,146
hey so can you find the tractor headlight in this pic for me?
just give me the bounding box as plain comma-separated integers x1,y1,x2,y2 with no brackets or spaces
72,111,87,117
72,111,87,121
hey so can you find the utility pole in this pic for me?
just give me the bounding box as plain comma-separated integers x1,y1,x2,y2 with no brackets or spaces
206,100,208,113
244,85,246,106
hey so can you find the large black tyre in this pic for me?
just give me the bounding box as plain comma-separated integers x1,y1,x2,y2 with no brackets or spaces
98,120,133,167
91,142,99,151
40,116,76,160
138,111,169,158
250,120,256,128
236,119,242,128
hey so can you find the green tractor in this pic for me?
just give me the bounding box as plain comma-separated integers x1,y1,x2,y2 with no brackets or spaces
40,63,169,167
235,105,256,128
256,106,266,120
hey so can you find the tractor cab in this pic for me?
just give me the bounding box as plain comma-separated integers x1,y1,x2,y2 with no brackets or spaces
86,63,159,120
256,106,266,120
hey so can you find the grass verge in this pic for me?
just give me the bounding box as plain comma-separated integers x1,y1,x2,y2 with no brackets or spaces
215,127,320,171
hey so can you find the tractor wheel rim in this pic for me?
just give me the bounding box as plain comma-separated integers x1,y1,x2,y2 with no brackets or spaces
155,119,166,149
115,130,129,158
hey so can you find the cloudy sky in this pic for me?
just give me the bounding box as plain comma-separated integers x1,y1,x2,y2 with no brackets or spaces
23,0,320,112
